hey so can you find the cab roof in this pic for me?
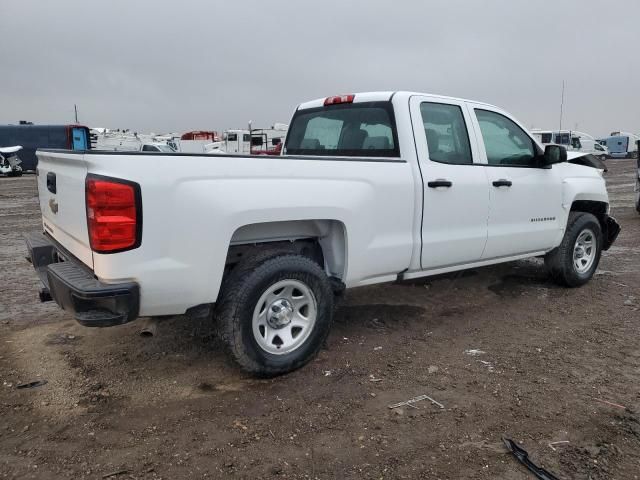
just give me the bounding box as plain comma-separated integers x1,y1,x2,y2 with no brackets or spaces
296,91,499,111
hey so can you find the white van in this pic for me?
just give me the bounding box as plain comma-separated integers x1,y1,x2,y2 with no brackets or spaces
532,130,608,159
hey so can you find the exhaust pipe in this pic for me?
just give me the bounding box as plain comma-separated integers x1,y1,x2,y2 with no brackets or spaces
139,318,158,338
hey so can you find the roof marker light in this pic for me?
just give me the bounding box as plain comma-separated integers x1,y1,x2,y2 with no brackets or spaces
324,94,355,106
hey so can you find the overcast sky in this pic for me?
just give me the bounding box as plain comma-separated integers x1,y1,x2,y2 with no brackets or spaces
1,0,638,137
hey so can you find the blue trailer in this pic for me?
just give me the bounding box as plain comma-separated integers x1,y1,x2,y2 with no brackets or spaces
0,124,91,171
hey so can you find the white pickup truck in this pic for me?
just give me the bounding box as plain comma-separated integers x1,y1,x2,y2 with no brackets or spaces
26,91,620,376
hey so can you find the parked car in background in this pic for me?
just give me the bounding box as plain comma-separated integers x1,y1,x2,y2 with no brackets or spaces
532,129,608,159
0,124,90,171
139,143,176,152
602,132,640,159
0,146,24,176
27,91,620,377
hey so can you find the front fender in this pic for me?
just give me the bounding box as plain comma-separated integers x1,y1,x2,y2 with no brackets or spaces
561,177,609,211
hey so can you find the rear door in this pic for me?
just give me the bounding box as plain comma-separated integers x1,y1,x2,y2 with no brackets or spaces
409,96,490,269
607,136,627,156
37,151,93,267
469,106,563,259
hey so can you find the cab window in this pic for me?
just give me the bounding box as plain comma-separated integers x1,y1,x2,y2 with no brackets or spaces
285,102,399,157
475,109,538,167
420,103,472,165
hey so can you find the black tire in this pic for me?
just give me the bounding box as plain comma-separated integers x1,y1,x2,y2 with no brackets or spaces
545,212,603,287
215,253,334,377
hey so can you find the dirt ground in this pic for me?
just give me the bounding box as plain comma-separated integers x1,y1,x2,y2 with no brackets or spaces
1,160,639,480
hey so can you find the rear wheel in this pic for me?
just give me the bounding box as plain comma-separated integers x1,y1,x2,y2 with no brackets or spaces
545,212,603,287
215,253,334,377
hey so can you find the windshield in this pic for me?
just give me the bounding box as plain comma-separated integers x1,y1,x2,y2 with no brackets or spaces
285,101,399,157
156,144,174,152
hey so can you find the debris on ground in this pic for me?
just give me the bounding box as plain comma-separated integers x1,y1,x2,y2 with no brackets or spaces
388,394,444,410
503,437,559,480
593,398,626,410
16,379,48,390
548,441,570,451
101,470,129,479
464,349,486,356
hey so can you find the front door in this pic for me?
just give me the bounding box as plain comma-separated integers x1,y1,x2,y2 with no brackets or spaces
469,106,563,259
410,96,490,270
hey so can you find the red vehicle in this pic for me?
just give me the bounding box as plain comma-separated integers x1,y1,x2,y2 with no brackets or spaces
180,131,220,142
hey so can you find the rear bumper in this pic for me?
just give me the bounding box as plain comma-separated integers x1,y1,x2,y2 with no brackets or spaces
25,232,139,327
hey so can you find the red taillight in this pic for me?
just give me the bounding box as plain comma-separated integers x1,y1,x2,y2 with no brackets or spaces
86,177,141,253
324,94,355,106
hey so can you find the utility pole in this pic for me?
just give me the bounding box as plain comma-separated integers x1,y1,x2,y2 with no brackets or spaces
559,80,565,132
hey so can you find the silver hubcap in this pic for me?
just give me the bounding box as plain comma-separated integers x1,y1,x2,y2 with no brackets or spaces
573,228,597,274
252,279,317,355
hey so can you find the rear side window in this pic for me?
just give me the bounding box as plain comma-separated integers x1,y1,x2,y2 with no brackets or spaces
420,102,472,165
285,102,399,157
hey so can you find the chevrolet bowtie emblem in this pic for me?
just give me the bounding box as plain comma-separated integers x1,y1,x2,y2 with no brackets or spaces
49,198,59,214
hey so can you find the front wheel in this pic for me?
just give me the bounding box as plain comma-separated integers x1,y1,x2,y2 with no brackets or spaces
215,254,334,377
545,212,603,287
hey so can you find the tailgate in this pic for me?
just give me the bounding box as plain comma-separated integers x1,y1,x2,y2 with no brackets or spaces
36,150,93,268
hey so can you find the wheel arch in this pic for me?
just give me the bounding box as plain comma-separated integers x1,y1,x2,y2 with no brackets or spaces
227,219,348,281
569,199,615,250
570,199,608,218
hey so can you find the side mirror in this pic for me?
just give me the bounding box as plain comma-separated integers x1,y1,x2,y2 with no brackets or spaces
542,144,567,167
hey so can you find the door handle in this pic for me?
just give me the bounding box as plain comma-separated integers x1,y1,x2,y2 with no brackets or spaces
46,172,57,194
427,179,453,188
492,179,512,187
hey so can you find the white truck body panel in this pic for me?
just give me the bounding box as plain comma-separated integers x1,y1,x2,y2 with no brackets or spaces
36,151,93,267
72,153,415,316
34,91,611,318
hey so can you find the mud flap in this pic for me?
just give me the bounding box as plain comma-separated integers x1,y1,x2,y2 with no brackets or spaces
603,215,621,251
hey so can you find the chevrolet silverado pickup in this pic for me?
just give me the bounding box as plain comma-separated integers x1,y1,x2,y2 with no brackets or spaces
26,91,620,376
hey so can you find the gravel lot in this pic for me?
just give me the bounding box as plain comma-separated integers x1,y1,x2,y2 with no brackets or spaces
1,160,639,479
